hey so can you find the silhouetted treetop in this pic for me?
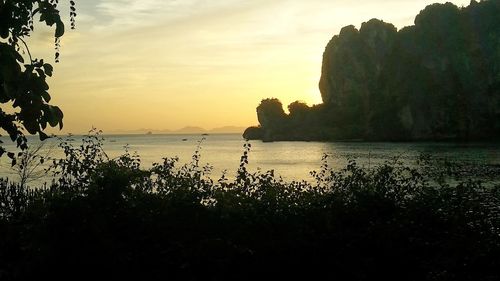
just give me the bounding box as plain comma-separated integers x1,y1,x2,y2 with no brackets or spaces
256,98,287,129
288,101,309,119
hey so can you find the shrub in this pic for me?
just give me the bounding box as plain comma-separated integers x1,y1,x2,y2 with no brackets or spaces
0,132,499,280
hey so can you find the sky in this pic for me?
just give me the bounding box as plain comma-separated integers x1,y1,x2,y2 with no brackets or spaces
27,0,471,134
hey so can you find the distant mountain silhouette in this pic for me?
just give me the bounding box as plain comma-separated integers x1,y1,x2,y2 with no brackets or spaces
176,126,245,134
107,126,244,135
209,126,245,134
174,126,207,134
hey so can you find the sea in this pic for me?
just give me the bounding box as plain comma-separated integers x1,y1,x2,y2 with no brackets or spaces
1,133,499,184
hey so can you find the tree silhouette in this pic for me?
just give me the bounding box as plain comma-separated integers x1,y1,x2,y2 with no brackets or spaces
288,101,309,119
0,0,76,163
256,98,287,130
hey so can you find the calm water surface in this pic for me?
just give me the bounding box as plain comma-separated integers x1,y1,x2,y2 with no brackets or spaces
1,134,499,183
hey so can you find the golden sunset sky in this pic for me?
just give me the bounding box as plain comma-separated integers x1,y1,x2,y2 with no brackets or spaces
28,0,470,134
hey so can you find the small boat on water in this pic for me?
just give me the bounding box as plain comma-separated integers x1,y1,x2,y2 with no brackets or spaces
182,138,188,141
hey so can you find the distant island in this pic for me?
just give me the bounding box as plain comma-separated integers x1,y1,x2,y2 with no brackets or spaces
109,126,246,135
244,0,500,142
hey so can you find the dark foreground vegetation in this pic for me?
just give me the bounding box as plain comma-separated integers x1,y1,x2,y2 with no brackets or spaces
1,133,500,280
246,0,500,142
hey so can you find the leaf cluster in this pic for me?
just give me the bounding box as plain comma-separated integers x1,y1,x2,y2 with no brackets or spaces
0,0,76,164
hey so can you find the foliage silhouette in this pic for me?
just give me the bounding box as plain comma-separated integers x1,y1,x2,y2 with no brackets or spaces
11,140,54,187
0,0,77,164
0,131,499,280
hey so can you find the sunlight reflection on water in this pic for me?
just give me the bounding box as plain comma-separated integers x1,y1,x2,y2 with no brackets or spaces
1,134,499,184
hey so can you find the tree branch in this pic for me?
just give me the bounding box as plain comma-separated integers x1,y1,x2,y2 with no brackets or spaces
18,36,34,64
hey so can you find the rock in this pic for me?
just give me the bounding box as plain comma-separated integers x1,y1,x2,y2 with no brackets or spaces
242,126,263,140
247,0,500,142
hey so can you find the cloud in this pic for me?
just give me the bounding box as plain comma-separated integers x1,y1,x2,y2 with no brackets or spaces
92,0,257,30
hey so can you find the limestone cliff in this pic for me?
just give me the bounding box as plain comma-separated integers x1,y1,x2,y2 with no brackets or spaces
246,0,500,142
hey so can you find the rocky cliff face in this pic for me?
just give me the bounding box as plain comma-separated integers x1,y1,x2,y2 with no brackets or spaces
319,19,397,107
246,0,500,142
319,19,397,137
318,1,500,141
